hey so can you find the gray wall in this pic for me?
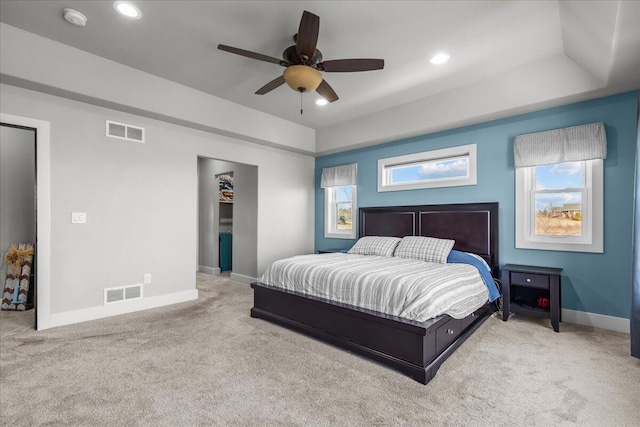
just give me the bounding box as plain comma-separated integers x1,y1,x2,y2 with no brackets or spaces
198,158,258,278
1,84,314,316
231,162,258,278
0,125,36,254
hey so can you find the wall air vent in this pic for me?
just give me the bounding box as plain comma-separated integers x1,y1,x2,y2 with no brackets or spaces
104,284,143,305
106,120,145,143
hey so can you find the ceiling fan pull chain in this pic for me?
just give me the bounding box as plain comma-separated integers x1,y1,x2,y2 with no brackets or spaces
300,92,303,115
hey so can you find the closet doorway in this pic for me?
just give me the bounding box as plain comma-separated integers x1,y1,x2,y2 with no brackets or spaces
197,157,258,283
217,172,233,274
0,123,37,328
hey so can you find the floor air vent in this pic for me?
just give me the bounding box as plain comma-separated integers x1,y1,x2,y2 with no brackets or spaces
104,284,143,305
106,120,145,143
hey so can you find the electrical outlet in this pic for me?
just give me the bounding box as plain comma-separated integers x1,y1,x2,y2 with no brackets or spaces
143,274,151,284
71,212,87,224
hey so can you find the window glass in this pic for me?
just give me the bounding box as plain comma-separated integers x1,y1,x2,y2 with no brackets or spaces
336,202,352,230
325,185,357,239
378,144,476,191
335,185,352,202
533,161,584,237
515,159,602,253
535,161,582,190
534,192,582,236
389,156,469,184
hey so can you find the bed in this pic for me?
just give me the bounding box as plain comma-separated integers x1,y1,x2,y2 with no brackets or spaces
251,202,499,384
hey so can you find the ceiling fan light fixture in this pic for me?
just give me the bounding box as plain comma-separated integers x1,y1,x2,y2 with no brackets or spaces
283,65,323,93
430,53,450,65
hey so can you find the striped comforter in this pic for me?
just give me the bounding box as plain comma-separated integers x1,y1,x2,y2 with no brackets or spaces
260,253,489,322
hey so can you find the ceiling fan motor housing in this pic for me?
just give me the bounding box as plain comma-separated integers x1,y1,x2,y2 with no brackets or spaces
283,45,323,66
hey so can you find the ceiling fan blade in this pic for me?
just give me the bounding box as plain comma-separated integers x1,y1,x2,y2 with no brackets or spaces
319,59,385,72
255,75,286,95
316,79,339,103
296,11,320,60
218,44,288,67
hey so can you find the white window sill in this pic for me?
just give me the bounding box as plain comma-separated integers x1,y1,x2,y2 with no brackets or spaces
324,232,356,240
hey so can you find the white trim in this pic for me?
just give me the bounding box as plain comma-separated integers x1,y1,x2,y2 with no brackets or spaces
230,273,258,285
198,265,220,275
562,309,630,333
515,159,603,253
378,144,477,192
0,113,51,331
43,289,198,330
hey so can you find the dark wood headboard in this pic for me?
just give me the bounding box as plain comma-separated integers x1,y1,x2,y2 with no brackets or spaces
359,202,499,274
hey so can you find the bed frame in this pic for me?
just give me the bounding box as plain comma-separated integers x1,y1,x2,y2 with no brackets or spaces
251,202,499,384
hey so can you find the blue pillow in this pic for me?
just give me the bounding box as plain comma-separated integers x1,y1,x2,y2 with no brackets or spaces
447,250,500,302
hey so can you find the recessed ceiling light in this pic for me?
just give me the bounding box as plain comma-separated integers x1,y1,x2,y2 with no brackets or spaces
63,8,87,27
429,53,450,65
113,1,142,19
316,98,329,106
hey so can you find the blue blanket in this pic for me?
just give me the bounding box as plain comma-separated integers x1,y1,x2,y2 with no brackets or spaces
447,250,500,302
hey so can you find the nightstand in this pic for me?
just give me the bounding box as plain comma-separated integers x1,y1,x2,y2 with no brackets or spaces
501,264,562,332
317,248,348,254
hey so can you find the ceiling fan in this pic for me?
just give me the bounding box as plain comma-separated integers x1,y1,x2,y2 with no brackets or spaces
218,10,384,105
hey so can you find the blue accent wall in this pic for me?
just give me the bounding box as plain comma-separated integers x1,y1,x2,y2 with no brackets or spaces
315,92,638,319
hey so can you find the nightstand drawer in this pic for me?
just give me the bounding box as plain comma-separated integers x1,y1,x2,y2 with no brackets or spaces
510,272,549,289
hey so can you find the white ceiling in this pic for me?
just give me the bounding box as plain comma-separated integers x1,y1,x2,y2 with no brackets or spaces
1,1,639,146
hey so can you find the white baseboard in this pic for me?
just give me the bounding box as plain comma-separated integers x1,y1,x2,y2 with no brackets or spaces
42,289,199,330
230,273,258,285
198,266,220,275
562,309,630,333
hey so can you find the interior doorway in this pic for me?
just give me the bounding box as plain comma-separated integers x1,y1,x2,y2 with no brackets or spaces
197,157,258,283
217,172,233,274
0,122,37,328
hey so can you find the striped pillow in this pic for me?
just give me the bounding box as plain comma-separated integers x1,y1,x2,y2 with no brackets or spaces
348,236,402,257
394,236,455,264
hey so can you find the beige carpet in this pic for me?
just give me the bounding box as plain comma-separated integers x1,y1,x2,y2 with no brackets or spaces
1,273,638,426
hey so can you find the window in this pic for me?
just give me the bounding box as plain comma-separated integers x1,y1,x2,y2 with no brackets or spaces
378,144,476,192
325,185,357,239
513,122,606,253
515,159,603,252
321,163,357,239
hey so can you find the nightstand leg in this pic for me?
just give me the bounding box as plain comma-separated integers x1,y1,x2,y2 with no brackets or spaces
550,276,560,332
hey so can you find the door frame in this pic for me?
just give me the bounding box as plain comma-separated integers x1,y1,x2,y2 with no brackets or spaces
1,113,51,330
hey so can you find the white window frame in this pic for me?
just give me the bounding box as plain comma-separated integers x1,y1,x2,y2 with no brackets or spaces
378,144,477,192
515,159,603,253
324,185,357,239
